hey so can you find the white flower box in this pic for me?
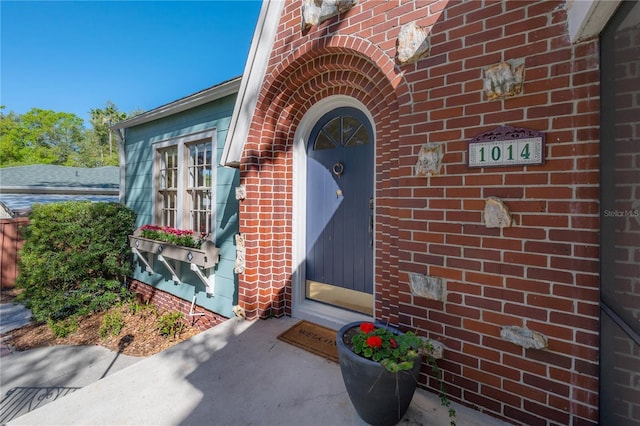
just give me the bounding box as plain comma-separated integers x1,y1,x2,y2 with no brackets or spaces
129,233,219,269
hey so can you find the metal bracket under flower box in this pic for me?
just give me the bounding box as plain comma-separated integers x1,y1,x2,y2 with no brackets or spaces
129,232,220,296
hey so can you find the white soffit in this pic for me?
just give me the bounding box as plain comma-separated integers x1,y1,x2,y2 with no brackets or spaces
220,0,285,168
567,0,621,42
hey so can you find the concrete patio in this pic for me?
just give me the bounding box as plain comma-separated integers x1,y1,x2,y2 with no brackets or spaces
8,316,510,425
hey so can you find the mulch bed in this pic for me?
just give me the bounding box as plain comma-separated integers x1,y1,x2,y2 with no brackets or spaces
1,291,200,357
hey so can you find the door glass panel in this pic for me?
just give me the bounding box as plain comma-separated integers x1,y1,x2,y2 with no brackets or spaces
345,124,370,147
341,116,360,142
601,0,640,334
323,117,342,145
600,2,640,425
315,131,337,150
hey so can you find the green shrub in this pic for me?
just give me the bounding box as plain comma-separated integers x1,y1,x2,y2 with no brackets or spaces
99,311,125,338
157,311,185,338
47,317,80,338
16,201,136,325
129,300,157,318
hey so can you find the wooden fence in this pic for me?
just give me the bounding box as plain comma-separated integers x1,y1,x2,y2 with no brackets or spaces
0,217,29,288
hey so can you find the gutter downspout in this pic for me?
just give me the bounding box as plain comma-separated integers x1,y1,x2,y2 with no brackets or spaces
115,128,126,205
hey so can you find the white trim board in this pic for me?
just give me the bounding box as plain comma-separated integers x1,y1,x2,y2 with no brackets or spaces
566,0,621,42
221,0,285,168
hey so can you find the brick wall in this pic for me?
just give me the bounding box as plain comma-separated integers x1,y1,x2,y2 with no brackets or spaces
237,1,601,424
127,278,228,331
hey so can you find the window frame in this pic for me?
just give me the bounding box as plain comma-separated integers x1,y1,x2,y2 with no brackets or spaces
152,129,217,241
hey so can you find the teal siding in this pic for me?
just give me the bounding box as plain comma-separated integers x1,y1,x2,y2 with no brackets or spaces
124,94,239,319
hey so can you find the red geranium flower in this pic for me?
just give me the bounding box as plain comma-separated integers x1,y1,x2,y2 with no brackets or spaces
390,338,397,349
366,336,383,348
359,322,375,334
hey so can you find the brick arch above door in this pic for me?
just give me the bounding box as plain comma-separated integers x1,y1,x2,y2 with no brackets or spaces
239,42,409,320
252,32,413,149
264,34,410,104
245,48,411,171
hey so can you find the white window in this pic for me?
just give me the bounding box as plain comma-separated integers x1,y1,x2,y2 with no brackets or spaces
187,140,214,234
154,130,216,237
158,146,179,228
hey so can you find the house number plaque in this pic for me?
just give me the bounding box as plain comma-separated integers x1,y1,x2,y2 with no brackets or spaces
468,125,545,168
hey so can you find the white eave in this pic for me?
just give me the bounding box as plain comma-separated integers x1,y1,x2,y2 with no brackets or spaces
220,0,284,168
566,0,621,42
112,76,242,131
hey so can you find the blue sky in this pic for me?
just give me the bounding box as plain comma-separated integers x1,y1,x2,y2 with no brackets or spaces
1,1,262,124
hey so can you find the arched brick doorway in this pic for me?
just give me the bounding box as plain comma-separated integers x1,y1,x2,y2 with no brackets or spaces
238,41,410,325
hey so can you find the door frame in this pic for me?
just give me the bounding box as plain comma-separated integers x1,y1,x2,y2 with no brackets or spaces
292,95,376,330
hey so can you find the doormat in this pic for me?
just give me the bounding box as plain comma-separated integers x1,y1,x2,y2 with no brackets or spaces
277,320,338,363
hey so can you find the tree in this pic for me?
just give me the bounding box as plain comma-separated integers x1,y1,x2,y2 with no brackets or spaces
0,107,85,166
88,101,127,166
0,108,26,165
1,102,132,168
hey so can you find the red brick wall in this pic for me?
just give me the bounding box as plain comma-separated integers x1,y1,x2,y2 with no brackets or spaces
127,278,228,331
237,1,601,424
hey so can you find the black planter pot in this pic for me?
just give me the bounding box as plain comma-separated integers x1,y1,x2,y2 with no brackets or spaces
336,321,422,426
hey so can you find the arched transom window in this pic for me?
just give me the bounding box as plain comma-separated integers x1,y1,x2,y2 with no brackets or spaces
311,107,372,151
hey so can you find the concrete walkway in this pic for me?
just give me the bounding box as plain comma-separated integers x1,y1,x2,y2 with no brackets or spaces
8,317,510,426
0,302,142,423
0,303,32,335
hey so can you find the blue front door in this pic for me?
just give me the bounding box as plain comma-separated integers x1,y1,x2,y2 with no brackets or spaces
306,107,374,295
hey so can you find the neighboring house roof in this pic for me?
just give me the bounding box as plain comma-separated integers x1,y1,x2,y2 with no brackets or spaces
221,0,283,167
0,165,119,195
112,76,242,131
